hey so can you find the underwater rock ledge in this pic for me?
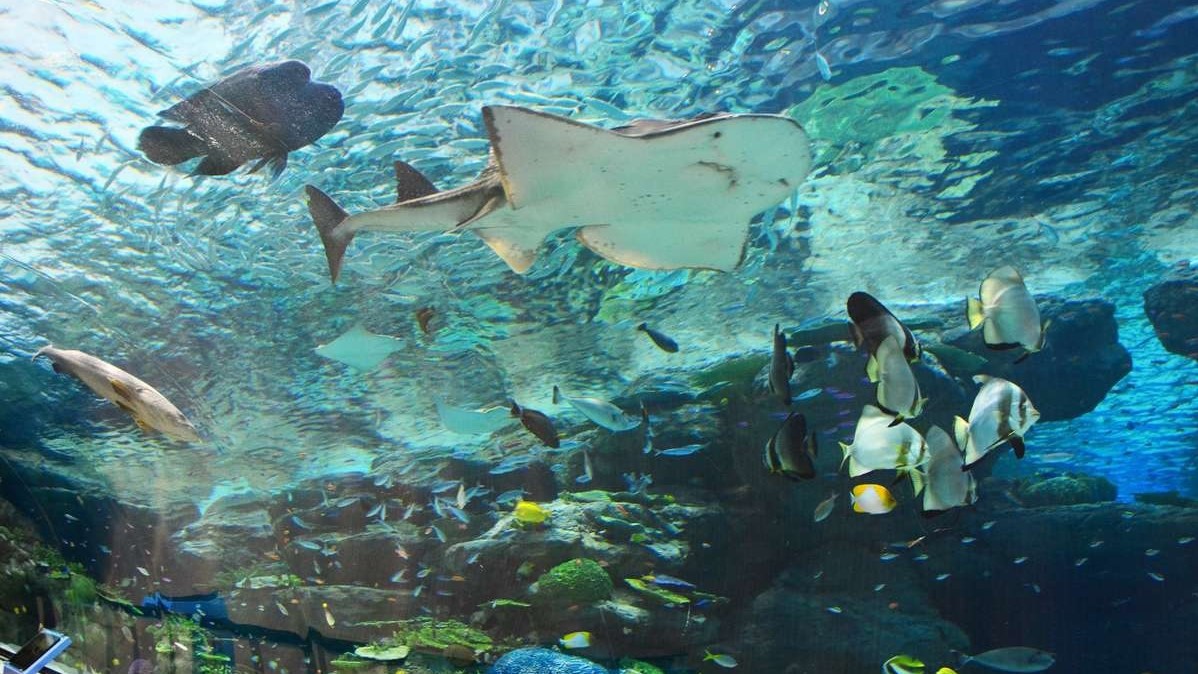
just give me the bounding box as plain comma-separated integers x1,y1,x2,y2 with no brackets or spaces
1144,260,1198,362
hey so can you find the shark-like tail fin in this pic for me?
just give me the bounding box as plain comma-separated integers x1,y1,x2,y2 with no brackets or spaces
306,185,352,284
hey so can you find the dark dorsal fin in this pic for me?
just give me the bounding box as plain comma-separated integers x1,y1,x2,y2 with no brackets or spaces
395,160,438,203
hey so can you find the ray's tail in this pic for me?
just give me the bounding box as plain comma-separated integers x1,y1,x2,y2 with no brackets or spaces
305,185,354,283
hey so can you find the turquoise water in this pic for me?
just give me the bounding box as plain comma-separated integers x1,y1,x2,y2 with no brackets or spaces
1,1,1196,673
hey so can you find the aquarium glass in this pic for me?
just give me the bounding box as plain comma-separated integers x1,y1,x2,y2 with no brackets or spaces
1,1,1196,673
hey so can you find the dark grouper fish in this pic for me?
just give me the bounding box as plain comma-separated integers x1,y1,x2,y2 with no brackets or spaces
138,60,343,177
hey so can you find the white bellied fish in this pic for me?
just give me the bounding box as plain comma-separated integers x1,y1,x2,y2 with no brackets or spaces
957,375,1040,469
916,426,977,516
851,484,897,515
434,399,514,434
967,266,1048,361
839,405,927,478
34,345,200,443
552,385,641,431
306,106,812,281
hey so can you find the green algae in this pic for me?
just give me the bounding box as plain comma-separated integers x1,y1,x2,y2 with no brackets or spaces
389,618,492,653
533,558,614,605
619,658,665,674
624,577,689,605
690,353,769,391
354,644,411,660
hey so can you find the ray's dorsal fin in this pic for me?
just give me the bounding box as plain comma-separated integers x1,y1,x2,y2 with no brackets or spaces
395,160,439,203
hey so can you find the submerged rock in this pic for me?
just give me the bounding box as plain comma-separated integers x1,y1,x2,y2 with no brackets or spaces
941,297,1131,421
487,647,607,674
1015,473,1117,507
1143,261,1198,361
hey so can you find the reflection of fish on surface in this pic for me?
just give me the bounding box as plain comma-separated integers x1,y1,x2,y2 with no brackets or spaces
34,345,200,443
139,60,343,176
305,105,812,282
434,399,514,434
552,385,642,431
966,266,1048,362
956,375,1040,469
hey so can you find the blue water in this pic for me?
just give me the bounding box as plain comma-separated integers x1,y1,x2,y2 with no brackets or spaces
1,1,1197,673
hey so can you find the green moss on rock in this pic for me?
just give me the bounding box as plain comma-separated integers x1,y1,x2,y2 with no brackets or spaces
1018,474,1117,507
533,558,613,605
619,658,665,674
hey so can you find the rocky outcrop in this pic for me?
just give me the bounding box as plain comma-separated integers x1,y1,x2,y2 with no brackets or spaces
1144,260,1198,361
940,298,1131,421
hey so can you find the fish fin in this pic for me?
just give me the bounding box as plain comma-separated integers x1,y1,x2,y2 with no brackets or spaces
134,417,151,431
552,385,562,405
838,442,852,471
808,432,818,458
866,353,880,383
137,126,207,165
305,185,353,283
909,469,924,497
1009,434,1026,459
887,414,904,428
195,154,242,176
637,323,648,333
109,379,134,402
1037,319,1052,350
966,297,985,330
1013,350,1031,364
848,321,864,349
953,416,970,455
268,154,288,178
395,160,439,202
986,341,1022,351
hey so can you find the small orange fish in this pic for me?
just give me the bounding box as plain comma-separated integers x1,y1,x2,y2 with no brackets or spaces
851,484,897,514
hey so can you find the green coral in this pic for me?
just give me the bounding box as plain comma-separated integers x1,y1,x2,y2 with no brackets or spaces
1017,474,1117,507
690,354,770,392
624,578,689,605
389,618,492,653
619,658,665,674
532,558,613,605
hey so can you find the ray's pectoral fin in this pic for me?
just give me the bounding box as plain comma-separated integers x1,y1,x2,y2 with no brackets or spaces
576,222,745,272
473,225,545,274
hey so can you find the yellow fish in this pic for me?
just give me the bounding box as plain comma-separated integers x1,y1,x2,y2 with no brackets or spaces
513,500,548,524
851,484,897,514
936,668,959,674
559,631,592,649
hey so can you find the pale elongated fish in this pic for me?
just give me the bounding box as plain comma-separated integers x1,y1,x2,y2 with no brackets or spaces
839,405,926,478
305,106,811,282
34,345,200,442
954,646,1055,672
552,385,641,432
915,426,977,516
846,291,921,361
956,375,1040,469
967,266,1048,361
867,335,925,424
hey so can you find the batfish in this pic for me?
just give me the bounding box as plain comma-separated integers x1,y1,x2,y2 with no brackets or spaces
306,105,812,282
34,345,200,443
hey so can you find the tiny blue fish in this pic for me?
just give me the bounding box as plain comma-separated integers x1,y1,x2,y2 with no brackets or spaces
644,573,696,591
